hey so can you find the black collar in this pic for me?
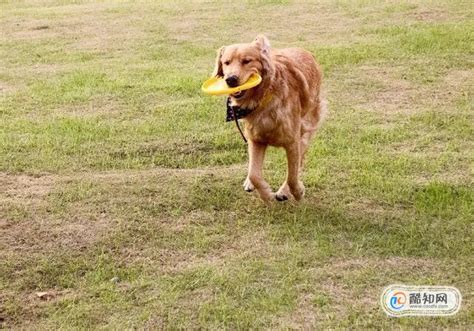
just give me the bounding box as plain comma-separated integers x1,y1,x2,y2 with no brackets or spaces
226,97,254,122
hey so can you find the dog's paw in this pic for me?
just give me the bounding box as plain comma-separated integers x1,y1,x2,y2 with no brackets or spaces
261,192,277,205
275,182,291,202
290,182,305,201
243,177,255,192
275,193,289,201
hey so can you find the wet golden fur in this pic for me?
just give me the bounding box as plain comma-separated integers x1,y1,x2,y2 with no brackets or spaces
212,35,327,202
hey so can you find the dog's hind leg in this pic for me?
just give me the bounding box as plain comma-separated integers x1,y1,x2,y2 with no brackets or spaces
247,140,274,202
299,131,312,172
299,98,328,171
277,142,305,201
277,99,327,201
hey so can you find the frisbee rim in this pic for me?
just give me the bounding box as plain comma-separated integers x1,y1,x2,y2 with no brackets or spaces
201,73,262,96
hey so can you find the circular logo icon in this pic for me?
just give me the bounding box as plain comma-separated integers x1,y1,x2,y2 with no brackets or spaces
390,291,406,310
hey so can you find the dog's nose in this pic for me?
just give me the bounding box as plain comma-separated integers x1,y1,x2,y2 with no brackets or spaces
225,75,239,87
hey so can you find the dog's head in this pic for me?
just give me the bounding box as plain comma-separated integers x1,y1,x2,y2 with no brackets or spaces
213,35,274,99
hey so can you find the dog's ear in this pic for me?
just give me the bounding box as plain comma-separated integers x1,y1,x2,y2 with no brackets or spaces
252,35,271,55
212,46,225,77
253,35,274,78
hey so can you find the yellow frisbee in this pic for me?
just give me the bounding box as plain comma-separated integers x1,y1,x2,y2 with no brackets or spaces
201,73,262,96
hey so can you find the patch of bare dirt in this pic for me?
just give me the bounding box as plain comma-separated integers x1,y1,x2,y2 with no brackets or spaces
274,256,441,327
1,3,148,53
55,96,126,118
312,257,437,308
0,172,108,254
118,221,270,275
412,9,451,22
333,64,473,115
443,69,473,95
1,166,245,255
1,18,59,40
343,65,420,113
0,172,56,207
0,81,21,95
1,215,111,254
1,287,79,329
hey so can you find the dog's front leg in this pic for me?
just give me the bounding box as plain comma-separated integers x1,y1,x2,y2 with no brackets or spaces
247,140,274,202
277,143,305,201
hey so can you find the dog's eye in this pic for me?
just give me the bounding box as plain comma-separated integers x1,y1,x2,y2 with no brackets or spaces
242,59,252,65
223,61,230,66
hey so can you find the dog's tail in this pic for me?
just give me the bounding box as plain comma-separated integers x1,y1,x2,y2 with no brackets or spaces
315,97,328,130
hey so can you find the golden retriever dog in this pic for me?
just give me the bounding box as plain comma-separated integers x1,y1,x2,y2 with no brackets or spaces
212,35,327,202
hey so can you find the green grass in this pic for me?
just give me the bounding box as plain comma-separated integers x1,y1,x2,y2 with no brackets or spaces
1,0,473,329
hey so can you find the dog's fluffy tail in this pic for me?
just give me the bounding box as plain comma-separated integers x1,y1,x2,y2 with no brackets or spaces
316,97,328,130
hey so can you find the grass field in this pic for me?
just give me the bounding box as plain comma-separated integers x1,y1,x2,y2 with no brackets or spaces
1,0,473,329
